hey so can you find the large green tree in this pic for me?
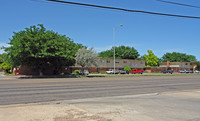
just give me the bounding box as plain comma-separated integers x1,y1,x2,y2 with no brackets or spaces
144,50,159,66
99,46,140,59
192,61,200,70
4,24,82,75
0,53,9,64
161,52,196,62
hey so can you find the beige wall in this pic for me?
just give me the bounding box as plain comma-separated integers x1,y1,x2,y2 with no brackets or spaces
74,58,146,69
159,62,194,69
98,58,145,68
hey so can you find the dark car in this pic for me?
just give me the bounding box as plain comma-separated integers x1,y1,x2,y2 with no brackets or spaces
162,69,174,74
118,69,127,74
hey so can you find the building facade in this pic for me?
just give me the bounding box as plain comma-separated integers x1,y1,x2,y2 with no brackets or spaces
159,61,195,69
71,58,146,73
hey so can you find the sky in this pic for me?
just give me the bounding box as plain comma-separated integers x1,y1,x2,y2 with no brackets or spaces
1,0,200,60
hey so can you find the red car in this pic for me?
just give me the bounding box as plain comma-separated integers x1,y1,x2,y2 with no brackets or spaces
130,69,144,74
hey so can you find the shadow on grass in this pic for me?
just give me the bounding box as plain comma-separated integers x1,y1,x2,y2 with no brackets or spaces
86,75,106,78
18,74,106,79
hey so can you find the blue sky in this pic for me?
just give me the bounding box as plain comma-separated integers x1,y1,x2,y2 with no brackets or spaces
1,0,200,60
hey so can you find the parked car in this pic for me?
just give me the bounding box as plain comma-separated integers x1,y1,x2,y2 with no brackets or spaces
130,69,144,74
193,70,200,73
162,69,174,74
125,70,130,74
79,70,89,75
106,69,120,74
186,69,193,73
179,69,186,73
179,69,193,73
119,69,127,74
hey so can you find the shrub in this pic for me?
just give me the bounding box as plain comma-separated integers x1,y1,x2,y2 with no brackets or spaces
124,66,131,71
0,62,11,73
74,70,81,74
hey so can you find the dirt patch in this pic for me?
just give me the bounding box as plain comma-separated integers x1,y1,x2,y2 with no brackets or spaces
54,108,107,121
0,103,107,121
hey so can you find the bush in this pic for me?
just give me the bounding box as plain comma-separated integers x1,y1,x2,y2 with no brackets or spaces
74,70,81,74
124,66,131,71
0,62,11,73
100,71,106,74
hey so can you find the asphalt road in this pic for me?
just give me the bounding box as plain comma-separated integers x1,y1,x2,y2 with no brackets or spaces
0,75,200,105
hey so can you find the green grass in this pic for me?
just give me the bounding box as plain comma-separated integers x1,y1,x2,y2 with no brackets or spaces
4,72,14,75
151,71,161,73
100,71,106,74
18,73,200,79
90,72,99,74
85,73,200,77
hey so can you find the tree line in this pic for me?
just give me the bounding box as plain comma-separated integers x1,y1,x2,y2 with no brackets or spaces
0,24,199,74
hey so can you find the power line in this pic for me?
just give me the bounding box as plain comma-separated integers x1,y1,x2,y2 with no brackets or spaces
45,0,200,19
156,0,200,8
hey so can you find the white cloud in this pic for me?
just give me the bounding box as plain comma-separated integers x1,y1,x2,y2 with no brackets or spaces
0,43,9,47
0,43,10,54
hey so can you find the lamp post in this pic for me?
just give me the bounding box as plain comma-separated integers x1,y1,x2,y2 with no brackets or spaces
113,24,123,75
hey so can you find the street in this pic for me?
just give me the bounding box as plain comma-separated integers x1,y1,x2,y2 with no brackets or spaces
0,75,200,105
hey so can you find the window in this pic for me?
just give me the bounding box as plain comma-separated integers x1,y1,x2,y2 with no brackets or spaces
123,61,127,63
190,63,192,65
107,61,110,63
185,63,188,65
132,64,137,67
100,60,104,63
115,61,120,63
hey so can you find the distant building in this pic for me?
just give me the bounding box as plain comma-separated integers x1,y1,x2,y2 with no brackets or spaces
159,61,195,69
71,58,146,73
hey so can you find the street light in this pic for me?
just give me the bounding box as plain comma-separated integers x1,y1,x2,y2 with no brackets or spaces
113,24,123,75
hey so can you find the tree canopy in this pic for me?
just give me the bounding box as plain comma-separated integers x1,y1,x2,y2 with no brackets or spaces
75,47,98,69
144,50,159,66
99,46,140,59
4,24,82,75
0,62,11,73
161,52,196,62
192,61,200,70
0,53,9,64
124,66,131,71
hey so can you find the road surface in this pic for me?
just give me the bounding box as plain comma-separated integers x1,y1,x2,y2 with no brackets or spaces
0,75,200,105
